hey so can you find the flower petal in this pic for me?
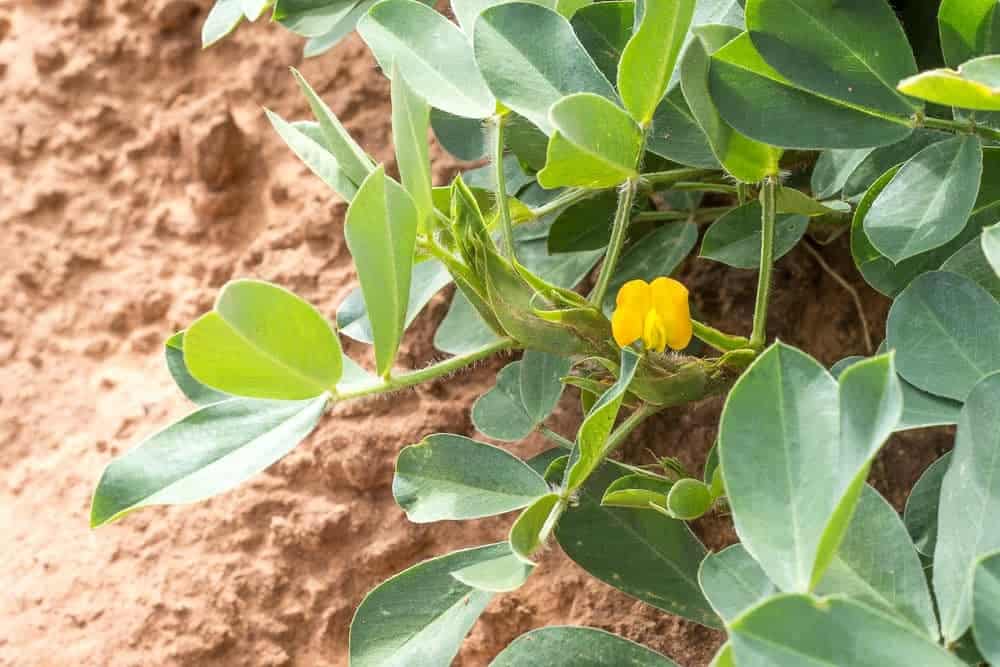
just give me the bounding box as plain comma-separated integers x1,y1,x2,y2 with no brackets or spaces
642,310,668,353
616,279,651,313
612,306,643,348
650,277,692,351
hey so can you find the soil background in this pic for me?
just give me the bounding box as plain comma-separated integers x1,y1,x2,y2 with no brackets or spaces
0,1,953,666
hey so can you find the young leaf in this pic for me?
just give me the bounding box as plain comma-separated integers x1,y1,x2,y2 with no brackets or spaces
887,271,1000,401
745,0,919,117
864,135,983,263
617,0,696,126
472,361,540,442
338,260,452,345
349,543,508,667
602,222,698,313
358,0,495,118
91,396,328,527
509,492,561,563
491,626,680,666
291,68,375,188
266,110,361,202
393,433,550,522
698,544,777,622
933,372,1000,642
556,462,720,628
473,3,616,135
729,595,965,667
665,478,712,520
816,485,938,638
904,452,951,558
185,280,343,400
646,88,723,170
708,33,914,149
680,24,779,183
389,64,434,228
537,93,642,189
601,473,672,511
164,332,232,407
973,551,1000,664
449,549,533,593
938,0,1000,67
898,57,1000,112
719,345,901,592
562,347,640,492
345,166,419,377
202,0,244,47
983,222,1000,277
700,201,808,270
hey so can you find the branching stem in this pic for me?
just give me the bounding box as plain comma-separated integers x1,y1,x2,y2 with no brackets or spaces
589,179,638,307
917,113,1000,143
491,115,516,259
750,176,778,350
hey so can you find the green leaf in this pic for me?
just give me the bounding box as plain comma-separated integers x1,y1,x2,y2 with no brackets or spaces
164,332,232,406
699,545,777,622
679,24,779,183
719,345,902,592
939,0,1000,67
842,129,950,200
505,115,550,170
746,0,919,117
276,0,359,37
390,64,434,229
646,87,723,170
665,478,712,520
509,492,561,563
434,290,503,356
449,549,533,593
393,433,549,522
602,222,698,313
185,280,343,400
933,372,1000,641
431,108,488,161
556,462,719,627
472,361,539,442
851,168,996,297
708,33,914,149
601,473,672,511
516,216,605,288
774,187,838,217
983,223,1000,277
519,350,572,423
462,155,533,196
547,191,619,253
904,452,951,558
941,234,1000,300
91,396,328,527
349,542,507,666
345,166,419,377
700,201,808,270
266,111,360,202
709,643,735,667
973,550,1000,663
491,626,680,666
242,0,270,20
538,93,642,189
562,348,640,492
729,594,965,667
474,3,616,135
816,485,938,638
810,148,874,200
338,259,452,345
358,0,495,118
571,1,633,85
899,58,1000,112
617,0,695,126
202,0,244,47
291,68,375,188
301,0,373,58
887,271,1000,401
864,135,983,262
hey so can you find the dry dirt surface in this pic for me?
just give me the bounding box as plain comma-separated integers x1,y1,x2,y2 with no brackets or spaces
0,1,954,666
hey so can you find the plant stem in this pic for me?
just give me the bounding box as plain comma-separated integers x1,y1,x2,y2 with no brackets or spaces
749,176,778,350
334,338,515,401
538,423,672,480
491,115,516,259
918,114,1000,143
521,188,591,221
669,182,739,195
641,168,716,188
589,179,638,307
634,206,733,224
599,403,660,461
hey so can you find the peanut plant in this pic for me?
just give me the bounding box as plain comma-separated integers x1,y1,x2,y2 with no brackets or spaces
94,0,1000,664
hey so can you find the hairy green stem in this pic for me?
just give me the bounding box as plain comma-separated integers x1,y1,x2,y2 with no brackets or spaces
599,403,661,461
590,179,638,307
750,176,778,350
918,114,1000,143
641,168,716,187
634,206,733,224
539,419,670,479
491,116,516,259
669,182,739,195
521,188,591,221
334,338,515,401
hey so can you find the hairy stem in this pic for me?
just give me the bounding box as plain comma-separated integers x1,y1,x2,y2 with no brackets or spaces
641,168,717,188
918,114,1000,143
521,188,592,221
334,338,515,401
599,403,661,462
634,206,733,224
750,176,778,350
491,116,516,259
668,182,739,195
590,179,638,307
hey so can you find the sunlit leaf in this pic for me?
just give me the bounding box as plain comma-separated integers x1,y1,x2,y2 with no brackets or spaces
699,544,776,622
491,626,679,666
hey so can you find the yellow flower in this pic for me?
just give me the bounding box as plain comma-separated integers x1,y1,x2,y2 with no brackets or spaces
611,277,692,353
